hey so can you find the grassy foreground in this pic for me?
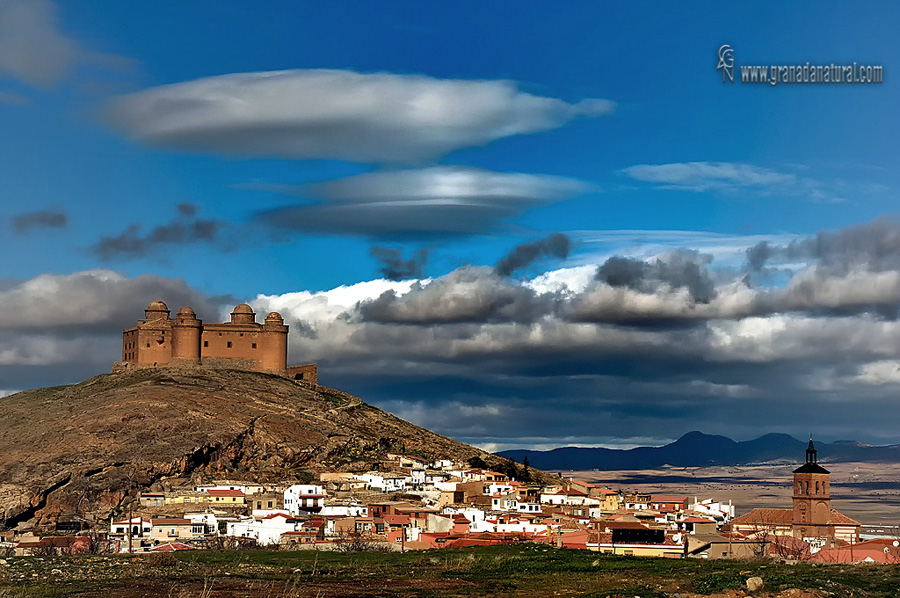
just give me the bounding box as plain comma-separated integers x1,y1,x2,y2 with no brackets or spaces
2,545,900,597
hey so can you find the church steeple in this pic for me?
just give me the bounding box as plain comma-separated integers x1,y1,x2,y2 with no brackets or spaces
806,435,817,464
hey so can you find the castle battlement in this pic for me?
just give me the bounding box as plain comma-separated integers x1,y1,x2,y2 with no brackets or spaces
117,300,317,385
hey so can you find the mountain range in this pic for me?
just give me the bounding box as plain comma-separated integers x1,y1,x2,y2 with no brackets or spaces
496,431,900,471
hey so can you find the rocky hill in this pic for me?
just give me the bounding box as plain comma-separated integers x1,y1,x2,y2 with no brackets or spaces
0,367,534,531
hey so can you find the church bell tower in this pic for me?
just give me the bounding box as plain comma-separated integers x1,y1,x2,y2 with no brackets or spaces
792,436,831,539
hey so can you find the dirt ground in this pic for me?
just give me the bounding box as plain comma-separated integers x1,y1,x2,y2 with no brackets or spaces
566,461,900,523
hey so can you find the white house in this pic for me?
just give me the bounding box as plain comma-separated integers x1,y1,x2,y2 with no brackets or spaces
226,513,303,546
408,468,426,489
321,502,368,517
110,516,151,538
284,484,325,516
354,473,407,493
184,512,221,535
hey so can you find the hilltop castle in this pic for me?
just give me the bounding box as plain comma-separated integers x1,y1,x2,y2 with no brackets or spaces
116,300,316,384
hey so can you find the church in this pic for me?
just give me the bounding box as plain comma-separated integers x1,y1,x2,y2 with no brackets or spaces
729,438,860,547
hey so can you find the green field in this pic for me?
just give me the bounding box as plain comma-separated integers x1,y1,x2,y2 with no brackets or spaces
3,545,900,597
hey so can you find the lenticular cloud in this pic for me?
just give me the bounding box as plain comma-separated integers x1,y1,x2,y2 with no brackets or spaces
106,69,615,164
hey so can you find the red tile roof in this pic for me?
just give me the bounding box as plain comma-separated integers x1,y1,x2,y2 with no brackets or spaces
730,508,793,527
207,489,245,497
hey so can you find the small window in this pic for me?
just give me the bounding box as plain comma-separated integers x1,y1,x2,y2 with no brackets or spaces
146,343,150,348
240,333,244,337
227,341,232,348
252,343,257,349
203,341,209,347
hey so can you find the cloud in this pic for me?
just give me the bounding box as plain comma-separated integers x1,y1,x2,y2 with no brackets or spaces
0,0,130,89
255,166,592,238
0,269,229,391
90,203,225,260
853,361,900,386
0,269,221,331
0,0,82,86
14,218,900,449
355,266,557,325
370,246,429,280
621,161,796,192
595,249,716,303
495,233,571,277
11,209,67,233
105,69,615,164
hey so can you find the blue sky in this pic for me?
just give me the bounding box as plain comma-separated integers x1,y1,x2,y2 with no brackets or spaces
2,1,900,450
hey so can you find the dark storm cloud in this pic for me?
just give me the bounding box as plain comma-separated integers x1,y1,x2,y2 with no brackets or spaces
595,249,716,303
370,246,429,280
12,209,67,233
746,241,772,271
746,218,900,273
90,203,224,260
494,233,571,277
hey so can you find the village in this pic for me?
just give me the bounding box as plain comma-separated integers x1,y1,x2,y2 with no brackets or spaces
3,302,897,566
5,439,900,564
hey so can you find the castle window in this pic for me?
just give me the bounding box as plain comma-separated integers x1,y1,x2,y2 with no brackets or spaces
240,333,243,337
203,341,208,347
252,343,257,349
146,343,150,348
227,341,232,348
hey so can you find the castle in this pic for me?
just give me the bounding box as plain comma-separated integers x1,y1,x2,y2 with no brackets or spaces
117,300,317,384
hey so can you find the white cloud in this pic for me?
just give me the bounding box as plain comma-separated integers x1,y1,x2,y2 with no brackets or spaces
106,69,615,163
621,161,795,191
854,361,900,386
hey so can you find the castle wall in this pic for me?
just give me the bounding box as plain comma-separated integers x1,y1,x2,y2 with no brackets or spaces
287,364,318,386
200,324,266,369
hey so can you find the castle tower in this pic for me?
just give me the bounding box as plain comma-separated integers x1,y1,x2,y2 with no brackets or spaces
261,312,288,373
792,437,831,539
143,300,170,322
123,300,174,367
171,306,202,365
230,304,256,324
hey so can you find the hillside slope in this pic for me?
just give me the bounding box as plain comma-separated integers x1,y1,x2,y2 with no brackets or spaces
0,367,526,530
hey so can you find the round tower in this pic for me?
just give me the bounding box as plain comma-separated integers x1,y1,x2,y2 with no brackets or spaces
230,303,256,324
171,306,202,365
261,311,289,373
144,300,170,322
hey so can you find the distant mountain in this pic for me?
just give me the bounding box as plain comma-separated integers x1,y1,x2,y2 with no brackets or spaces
497,431,900,471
